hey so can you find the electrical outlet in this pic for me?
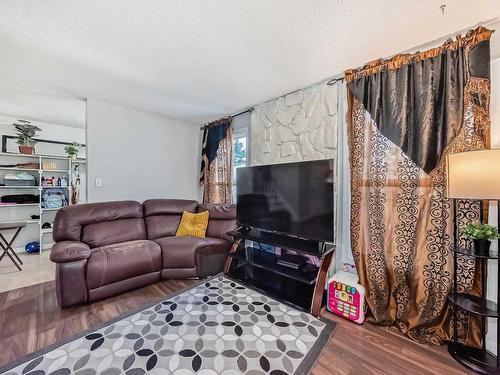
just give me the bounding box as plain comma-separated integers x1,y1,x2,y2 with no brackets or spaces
95,178,103,187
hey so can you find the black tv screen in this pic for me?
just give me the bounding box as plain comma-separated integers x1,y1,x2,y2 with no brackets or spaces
236,159,334,242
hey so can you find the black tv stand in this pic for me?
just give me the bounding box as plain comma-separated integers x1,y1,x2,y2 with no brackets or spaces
224,227,335,316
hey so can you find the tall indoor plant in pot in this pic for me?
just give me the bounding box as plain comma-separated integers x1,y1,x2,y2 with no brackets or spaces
460,221,500,256
64,142,81,160
14,122,41,154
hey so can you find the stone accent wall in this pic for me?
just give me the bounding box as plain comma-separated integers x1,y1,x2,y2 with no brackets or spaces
250,82,338,165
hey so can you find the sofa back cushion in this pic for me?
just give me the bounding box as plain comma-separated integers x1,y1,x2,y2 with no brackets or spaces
82,218,147,248
53,201,146,248
143,199,198,239
198,203,237,240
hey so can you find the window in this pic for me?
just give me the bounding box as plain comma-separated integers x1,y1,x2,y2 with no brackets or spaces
232,128,248,202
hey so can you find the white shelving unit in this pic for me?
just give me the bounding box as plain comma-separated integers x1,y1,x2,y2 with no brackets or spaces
0,152,86,254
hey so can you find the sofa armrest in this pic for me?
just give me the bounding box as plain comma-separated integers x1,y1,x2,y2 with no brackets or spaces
50,241,91,263
195,239,231,256
195,238,232,278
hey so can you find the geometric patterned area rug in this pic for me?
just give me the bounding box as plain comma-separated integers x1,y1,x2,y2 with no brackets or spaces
0,276,336,375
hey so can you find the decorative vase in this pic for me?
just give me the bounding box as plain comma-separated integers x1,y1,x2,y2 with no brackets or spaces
474,239,491,257
69,154,77,161
19,145,34,154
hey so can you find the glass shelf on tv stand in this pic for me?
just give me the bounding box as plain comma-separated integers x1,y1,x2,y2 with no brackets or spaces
228,245,319,285
226,228,334,257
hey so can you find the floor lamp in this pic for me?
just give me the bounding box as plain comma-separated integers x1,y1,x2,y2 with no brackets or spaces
447,150,500,374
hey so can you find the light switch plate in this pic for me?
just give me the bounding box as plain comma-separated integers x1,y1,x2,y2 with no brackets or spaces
95,178,103,187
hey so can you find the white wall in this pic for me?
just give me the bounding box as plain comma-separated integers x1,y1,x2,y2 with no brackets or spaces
0,115,86,157
0,90,85,129
0,116,85,143
86,99,199,203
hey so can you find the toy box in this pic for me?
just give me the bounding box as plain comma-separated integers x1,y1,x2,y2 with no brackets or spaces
327,271,366,324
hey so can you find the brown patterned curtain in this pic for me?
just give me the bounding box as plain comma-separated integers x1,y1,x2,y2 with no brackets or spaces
200,117,233,204
345,27,493,346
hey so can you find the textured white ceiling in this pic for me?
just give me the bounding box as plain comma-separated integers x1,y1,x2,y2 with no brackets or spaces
0,0,499,124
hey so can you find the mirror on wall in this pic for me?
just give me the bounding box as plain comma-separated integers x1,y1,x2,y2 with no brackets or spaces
0,89,86,293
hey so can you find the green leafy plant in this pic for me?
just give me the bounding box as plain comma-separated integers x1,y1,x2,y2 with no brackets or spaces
460,221,500,241
64,142,81,156
13,122,41,146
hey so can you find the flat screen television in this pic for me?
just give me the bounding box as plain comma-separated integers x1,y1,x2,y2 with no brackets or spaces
236,159,334,242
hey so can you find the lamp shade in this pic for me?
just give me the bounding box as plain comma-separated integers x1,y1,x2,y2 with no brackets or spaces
447,150,500,199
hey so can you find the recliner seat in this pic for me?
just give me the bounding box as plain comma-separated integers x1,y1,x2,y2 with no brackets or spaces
50,199,236,308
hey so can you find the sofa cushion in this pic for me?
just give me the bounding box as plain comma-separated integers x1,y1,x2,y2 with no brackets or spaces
143,199,198,239
87,240,161,290
155,236,229,269
53,200,144,242
82,218,147,248
143,199,199,217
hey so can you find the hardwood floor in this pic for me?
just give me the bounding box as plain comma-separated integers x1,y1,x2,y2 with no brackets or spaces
314,312,470,375
0,279,470,375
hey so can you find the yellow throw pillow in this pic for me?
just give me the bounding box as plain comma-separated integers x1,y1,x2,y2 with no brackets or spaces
175,210,209,237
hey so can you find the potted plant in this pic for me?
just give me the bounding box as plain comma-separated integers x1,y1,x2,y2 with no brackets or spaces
64,142,81,160
460,221,500,256
13,122,41,154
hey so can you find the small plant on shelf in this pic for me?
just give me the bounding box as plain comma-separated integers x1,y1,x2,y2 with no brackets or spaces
460,221,500,256
13,121,42,154
64,142,81,160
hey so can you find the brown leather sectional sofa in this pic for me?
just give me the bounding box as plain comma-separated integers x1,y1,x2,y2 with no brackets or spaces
50,199,236,308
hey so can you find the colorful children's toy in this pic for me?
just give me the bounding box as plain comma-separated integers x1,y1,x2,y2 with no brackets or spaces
327,271,366,324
